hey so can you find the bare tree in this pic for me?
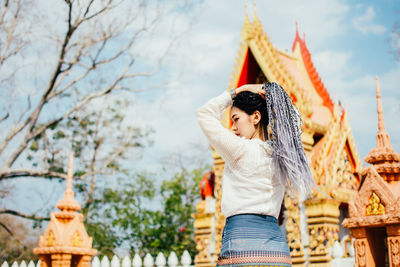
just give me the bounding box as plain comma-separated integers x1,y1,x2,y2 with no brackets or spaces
0,0,195,230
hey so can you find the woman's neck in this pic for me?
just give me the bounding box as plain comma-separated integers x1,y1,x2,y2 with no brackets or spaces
250,129,266,142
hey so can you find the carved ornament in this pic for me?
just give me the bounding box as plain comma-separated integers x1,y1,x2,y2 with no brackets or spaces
366,192,385,216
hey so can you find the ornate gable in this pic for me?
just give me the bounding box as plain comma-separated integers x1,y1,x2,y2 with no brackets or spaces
349,167,396,219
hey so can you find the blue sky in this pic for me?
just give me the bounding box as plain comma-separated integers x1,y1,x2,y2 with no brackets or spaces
129,0,400,174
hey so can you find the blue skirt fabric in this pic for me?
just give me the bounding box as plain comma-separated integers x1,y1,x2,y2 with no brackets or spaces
217,214,292,267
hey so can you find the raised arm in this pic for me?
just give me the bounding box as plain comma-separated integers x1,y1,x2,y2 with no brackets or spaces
196,91,244,164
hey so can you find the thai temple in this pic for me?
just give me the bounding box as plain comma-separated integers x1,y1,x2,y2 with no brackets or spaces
194,8,364,267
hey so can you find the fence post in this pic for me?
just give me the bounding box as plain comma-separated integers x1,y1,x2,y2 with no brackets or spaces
1,262,9,267
167,252,178,267
121,256,130,267
155,253,166,267
132,254,142,267
143,254,153,267
111,256,120,267
180,251,191,267
101,256,110,267
92,257,100,267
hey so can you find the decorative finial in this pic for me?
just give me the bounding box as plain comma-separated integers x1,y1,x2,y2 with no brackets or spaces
296,21,299,33
243,3,250,25
254,0,257,17
67,151,73,193
375,76,386,133
303,32,306,43
56,151,81,211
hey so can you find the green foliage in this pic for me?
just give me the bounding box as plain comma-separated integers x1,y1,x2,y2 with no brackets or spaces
82,167,206,258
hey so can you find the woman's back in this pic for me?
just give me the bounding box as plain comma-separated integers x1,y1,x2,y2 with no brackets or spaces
221,138,285,218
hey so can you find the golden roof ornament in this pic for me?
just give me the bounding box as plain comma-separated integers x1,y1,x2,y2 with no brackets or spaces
241,4,252,41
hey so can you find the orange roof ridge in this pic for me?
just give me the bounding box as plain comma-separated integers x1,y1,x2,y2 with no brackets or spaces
292,24,334,114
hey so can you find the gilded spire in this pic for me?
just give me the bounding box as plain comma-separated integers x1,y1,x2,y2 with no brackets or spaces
241,3,252,41
67,152,73,194
244,3,249,24
252,1,263,34
375,76,386,134
253,1,258,20
374,76,391,149
56,152,81,212
364,76,400,181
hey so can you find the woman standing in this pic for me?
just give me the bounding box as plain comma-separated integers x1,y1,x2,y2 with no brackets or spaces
196,82,315,267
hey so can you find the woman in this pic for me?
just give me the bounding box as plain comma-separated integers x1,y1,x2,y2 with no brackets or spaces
196,82,315,267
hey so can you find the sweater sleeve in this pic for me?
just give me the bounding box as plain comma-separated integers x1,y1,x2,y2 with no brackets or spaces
196,91,244,164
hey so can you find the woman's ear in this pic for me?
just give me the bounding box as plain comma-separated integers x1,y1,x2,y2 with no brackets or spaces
251,111,262,125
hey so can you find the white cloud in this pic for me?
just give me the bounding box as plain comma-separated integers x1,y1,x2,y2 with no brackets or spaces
352,6,386,35
313,50,353,80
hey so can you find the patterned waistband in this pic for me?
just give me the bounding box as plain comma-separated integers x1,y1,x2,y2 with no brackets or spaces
226,213,277,223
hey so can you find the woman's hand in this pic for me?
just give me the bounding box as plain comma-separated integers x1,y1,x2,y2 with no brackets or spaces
235,84,265,99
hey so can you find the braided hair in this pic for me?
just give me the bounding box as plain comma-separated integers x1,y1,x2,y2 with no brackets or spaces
264,82,315,197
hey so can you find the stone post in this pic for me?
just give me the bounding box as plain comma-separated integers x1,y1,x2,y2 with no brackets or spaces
350,228,372,267
387,225,400,267
284,195,306,267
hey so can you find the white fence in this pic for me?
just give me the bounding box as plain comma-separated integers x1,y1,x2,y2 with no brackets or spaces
1,244,355,267
330,239,355,267
1,251,193,267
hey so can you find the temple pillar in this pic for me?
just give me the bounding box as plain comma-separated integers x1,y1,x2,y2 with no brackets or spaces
350,228,374,267
304,198,340,267
284,195,306,266
387,225,400,267
194,197,216,267
211,150,225,265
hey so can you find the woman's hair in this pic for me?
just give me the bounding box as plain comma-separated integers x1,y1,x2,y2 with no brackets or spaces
232,91,269,137
264,82,316,198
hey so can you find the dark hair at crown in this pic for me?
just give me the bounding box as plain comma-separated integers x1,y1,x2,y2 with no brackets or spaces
232,91,269,127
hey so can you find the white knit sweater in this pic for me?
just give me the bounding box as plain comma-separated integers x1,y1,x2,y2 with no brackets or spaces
196,91,285,219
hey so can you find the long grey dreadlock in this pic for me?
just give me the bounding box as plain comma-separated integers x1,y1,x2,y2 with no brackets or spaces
263,82,315,197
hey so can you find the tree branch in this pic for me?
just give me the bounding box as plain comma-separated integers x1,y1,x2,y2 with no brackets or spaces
0,209,50,221
0,221,13,236
0,169,68,180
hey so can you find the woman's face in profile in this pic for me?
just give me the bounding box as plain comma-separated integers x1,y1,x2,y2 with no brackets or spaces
231,106,258,140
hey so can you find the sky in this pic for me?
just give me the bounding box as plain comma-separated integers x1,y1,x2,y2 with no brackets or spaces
130,0,400,174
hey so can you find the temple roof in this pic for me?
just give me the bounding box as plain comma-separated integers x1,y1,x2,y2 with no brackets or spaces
292,24,334,114
223,8,362,201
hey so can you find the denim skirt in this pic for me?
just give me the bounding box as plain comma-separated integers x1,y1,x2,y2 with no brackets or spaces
216,214,292,267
